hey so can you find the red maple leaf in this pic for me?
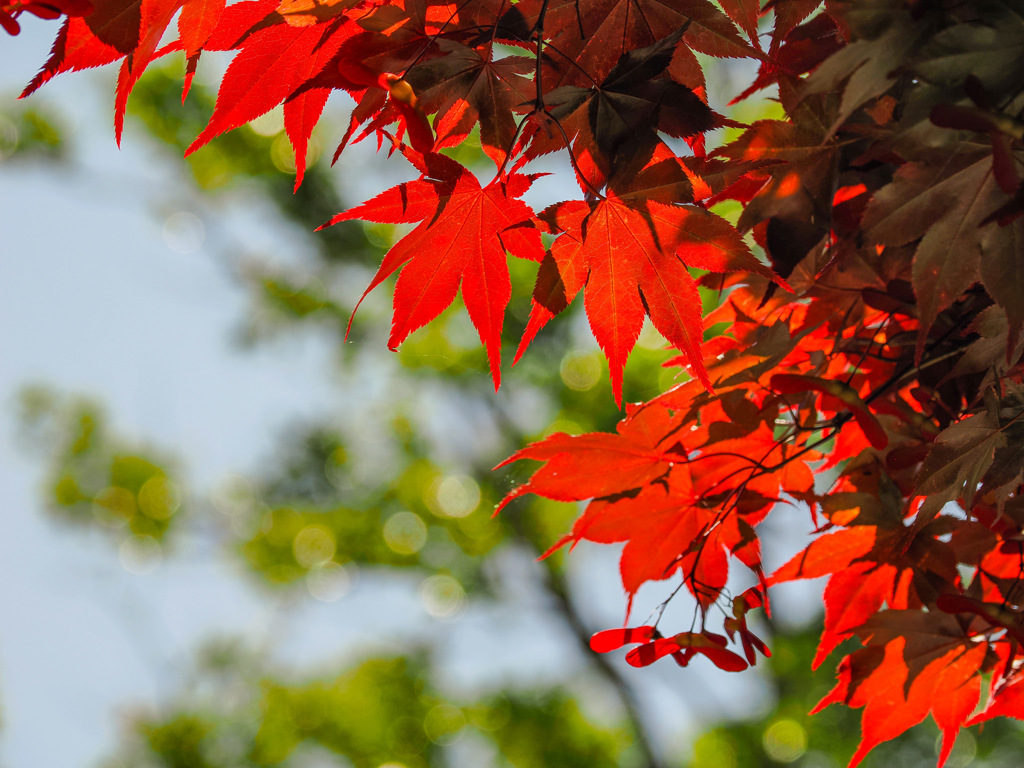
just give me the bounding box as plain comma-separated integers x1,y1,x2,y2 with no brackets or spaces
186,18,351,154
21,0,147,97
527,192,768,402
114,0,184,142
770,521,960,669
495,401,687,510
815,610,989,767
322,148,543,385
497,401,771,608
514,145,784,402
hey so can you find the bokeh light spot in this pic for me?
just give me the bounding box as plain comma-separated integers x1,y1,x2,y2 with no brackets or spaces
293,524,336,568
383,511,427,555
543,419,583,438
691,731,737,768
762,718,807,763
559,351,601,391
419,574,465,620
432,475,480,518
271,134,296,173
424,704,465,745
119,535,162,574
305,562,355,602
137,476,181,520
162,212,205,254
637,320,667,350
249,105,284,136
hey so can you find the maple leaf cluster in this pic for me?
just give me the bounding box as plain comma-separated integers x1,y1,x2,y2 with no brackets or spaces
9,0,1024,764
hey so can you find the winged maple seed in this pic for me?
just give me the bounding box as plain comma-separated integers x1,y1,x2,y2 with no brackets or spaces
12,0,1024,763
0,0,90,34
588,586,770,672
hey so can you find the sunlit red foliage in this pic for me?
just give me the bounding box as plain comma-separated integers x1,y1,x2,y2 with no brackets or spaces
9,0,1024,764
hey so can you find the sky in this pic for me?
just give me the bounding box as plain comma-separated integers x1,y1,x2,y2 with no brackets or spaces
0,24,328,765
0,19,815,768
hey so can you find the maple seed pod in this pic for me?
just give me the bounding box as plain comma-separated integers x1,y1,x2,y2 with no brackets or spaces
379,73,434,153
379,73,417,108
0,9,20,34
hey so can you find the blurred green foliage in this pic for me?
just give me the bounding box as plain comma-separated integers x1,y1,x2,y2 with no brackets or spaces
17,387,184,542
0,105,65,162
108,646,634,768
252,658,441,766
